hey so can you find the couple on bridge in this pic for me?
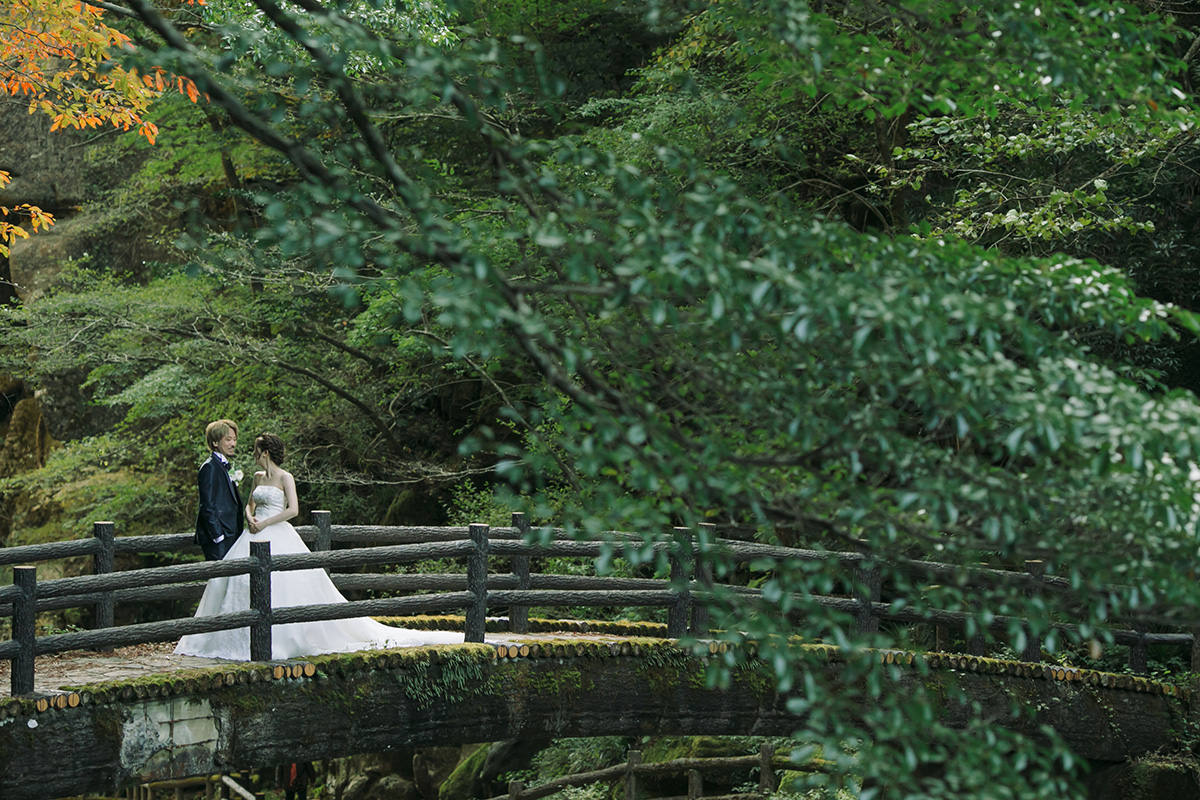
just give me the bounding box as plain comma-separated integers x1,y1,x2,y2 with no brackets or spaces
174,419,460,661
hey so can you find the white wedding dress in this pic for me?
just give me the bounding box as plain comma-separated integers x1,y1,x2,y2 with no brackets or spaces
175,484,463,660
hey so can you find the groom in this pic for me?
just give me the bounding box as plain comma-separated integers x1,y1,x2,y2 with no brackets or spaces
196,419,242,561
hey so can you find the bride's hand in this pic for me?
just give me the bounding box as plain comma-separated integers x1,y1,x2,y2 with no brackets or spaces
248,518,261,534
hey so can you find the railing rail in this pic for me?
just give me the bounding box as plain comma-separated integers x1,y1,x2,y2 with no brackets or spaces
1,511,1194,696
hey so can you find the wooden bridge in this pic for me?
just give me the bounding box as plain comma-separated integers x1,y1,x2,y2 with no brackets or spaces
0,515,1195,800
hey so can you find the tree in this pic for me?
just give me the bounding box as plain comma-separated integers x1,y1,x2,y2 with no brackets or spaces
0,0,202,254
21,0,1200,795
0,170,52,257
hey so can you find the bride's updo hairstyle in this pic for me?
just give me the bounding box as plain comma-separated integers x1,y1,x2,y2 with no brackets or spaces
255,433,286,466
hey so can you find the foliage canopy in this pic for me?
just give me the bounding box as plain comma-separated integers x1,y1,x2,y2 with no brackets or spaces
7,0,1200,796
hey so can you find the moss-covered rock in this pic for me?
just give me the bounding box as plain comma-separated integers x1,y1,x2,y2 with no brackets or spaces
438,744,490,800
0,395,56,545
0,397,48,477
415,746,467,800
639,737,760,797
1087,756,1200,800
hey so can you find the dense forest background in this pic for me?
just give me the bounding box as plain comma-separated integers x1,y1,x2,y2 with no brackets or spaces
7,0,1200,542
8,0,1200,796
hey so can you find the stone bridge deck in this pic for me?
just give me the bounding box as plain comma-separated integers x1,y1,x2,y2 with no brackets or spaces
0,632,579,698
0,634,1192,800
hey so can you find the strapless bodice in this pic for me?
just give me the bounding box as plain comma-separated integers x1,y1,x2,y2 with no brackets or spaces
252,484,286,516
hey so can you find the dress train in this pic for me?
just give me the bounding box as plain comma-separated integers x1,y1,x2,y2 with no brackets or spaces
175,485,462,661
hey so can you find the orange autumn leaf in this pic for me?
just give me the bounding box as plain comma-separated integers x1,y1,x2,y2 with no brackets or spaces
0,0,203,246
0,0,200,141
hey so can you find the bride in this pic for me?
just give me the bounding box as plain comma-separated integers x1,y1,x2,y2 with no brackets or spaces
175,432,463,661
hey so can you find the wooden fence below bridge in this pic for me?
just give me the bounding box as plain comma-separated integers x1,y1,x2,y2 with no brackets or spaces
1,512,1194,696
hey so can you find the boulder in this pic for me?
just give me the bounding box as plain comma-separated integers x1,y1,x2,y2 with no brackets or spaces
1086,759,1200,800
328,750,415,797
0,396,48,477
0,99,96,210
341,772,376,800
0,97,178,303
0,395,55,546
8,213,91,302
35,366,125,442
414,746,468,800
0,373,28,429
436,745,490,800
366,774,421,800
639,736,758,797
480,738,550,784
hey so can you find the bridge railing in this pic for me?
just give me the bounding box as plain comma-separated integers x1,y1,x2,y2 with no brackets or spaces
1,512,1193,696
0,514,698,694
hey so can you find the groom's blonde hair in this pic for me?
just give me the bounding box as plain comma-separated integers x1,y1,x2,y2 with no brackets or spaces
205,419,239,450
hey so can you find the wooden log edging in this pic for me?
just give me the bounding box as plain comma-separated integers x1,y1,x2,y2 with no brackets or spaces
0,658,319,718
480,639,1190,698
0,634,1185,722
0,644,502,717
374,614,671,637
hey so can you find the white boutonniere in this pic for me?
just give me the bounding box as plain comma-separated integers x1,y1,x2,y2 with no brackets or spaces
230,469,244,483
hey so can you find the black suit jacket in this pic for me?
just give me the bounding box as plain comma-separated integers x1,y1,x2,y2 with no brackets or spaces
196,454,242,561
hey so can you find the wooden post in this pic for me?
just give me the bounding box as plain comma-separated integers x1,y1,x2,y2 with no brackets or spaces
312,511,332,575
934,624,947,653
758,744,777,793
687,769,703,800
854,562,881,635
220,774,255,800
625,750,642,800
691,523,715,636
249,541,273,662
12,565,36,696
668,528,692,639
92,521,115,635
1192,628,1200,674
508,780,525,800
1021,560,1044,663
968,562,988,656
465,524,490,643
509,512,530,635
1129,622,1148,675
